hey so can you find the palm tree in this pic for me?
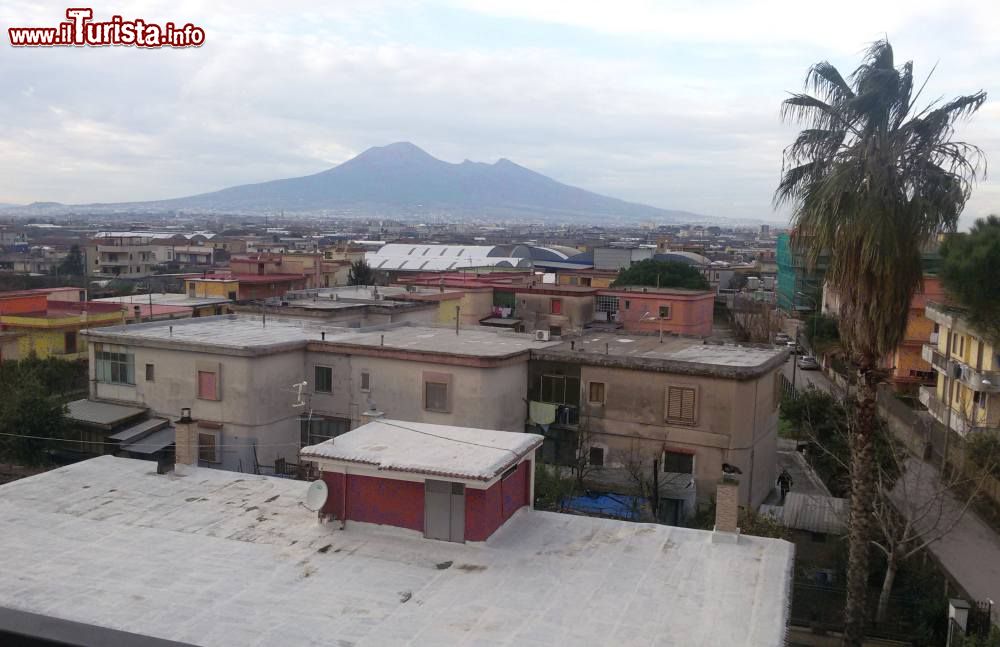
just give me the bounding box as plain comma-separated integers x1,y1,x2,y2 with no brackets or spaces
775,39,985,645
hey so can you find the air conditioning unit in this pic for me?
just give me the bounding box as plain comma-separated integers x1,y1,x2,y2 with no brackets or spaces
535,330,551,341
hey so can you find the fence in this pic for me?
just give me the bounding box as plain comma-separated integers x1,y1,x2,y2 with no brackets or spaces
780,373,797,401
790,582,923,643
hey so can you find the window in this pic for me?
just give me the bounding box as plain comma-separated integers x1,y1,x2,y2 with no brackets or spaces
665,385,697,424
588,446,605,467
197,370,219,400
360,371,371,392
624,300,631,310
658,305,672,319
188,284,196,297
314,365,333,393
549,326,562,337
588,381,606,404
64,331,77,354
551,298,563,315
662,450,694,474
145,363,155,381
228,291,237,300
424,380,449,412
300,416,351,447
595,295,619,313
974,391,987,408
540,374,580,405
198,431,220,464
94,344,135,385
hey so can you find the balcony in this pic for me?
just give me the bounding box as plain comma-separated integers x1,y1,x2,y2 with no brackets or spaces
919,386,998,435
921,345,1000,393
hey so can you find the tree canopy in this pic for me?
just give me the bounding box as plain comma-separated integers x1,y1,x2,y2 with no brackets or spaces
940,215,1000,343
57,244,84,276
348,259,375,286
611,259,710,290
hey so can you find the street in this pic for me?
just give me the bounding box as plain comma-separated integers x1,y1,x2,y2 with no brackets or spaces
781,354,839,394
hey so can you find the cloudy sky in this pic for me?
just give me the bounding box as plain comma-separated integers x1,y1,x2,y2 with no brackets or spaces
2,0,998,224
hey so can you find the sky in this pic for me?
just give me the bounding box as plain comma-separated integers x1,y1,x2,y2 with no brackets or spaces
1,0,999,224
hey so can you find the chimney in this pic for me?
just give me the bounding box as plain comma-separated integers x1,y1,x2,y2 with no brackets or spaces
712,478,741,543
360,404,384,425
174,407,197,473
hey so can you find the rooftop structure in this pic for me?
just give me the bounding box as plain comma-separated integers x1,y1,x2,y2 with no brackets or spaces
300,419,542,481
0,456,794,646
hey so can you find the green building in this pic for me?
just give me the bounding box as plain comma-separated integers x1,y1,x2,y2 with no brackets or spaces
776,232,825,315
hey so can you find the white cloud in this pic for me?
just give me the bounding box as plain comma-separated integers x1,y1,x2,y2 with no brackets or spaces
0,0,997,224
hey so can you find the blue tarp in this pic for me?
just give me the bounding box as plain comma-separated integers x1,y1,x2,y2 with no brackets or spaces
561,491,642,521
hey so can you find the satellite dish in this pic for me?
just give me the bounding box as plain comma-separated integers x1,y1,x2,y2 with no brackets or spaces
303,480,329,512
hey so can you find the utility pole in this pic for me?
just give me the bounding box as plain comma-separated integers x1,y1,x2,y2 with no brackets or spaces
942,330,953,473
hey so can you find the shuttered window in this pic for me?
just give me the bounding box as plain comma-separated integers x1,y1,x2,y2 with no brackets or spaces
197,371,218,401
665,386,697,425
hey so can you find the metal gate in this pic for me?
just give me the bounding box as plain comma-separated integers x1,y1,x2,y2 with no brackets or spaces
424,480,465,542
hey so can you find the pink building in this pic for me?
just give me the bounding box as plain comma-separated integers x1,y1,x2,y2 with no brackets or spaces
597,287,715,337
300,420,541,543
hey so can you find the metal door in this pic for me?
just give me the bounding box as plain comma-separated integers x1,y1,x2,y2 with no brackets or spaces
424,480,465,542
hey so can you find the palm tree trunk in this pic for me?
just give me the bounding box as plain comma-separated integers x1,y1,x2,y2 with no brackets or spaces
875,550,898,625
843,367,877,646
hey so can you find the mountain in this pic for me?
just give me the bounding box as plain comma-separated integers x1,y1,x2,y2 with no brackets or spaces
112,142,703,222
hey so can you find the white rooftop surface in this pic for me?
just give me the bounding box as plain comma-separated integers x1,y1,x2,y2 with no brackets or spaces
301,420,543,481
321,326,558,357
84,315,331,350
546,334,785,368
85,316,557,356
94,294,231,307
0,457,793,647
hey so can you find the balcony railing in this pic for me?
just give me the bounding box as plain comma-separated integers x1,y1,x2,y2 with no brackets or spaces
921,345,1000,393
919,385,997,435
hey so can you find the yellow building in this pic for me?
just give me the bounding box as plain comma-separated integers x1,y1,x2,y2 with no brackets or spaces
0,290,123,361
185,277,239,300
920,302,1000,434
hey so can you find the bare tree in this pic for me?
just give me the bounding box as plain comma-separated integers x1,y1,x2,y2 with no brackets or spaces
788,388,1000,624
730,295,777,343
871,416,1000,623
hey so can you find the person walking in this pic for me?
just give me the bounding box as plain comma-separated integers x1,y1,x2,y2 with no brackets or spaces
776,468,793,504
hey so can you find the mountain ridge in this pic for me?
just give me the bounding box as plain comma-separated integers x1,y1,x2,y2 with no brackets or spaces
15,143,709,222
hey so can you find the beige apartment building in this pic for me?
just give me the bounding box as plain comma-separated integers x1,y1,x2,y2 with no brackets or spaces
921,302,1000,434
83,316,553,472
529,333,787,521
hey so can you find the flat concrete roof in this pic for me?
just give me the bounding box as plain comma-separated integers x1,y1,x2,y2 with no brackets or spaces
93,294,231,308
314,325,558,358
534,333,788,380
84,316,559,359
83,315,327,354
0,457,793,646
301,419,542,481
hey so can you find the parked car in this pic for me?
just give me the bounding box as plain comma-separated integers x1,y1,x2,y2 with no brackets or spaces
774,333,791,345
797,356,820,370
787,341,804,355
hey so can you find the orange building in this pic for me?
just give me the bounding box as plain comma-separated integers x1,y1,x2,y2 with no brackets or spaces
884,276,946,387
596,287,715,337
